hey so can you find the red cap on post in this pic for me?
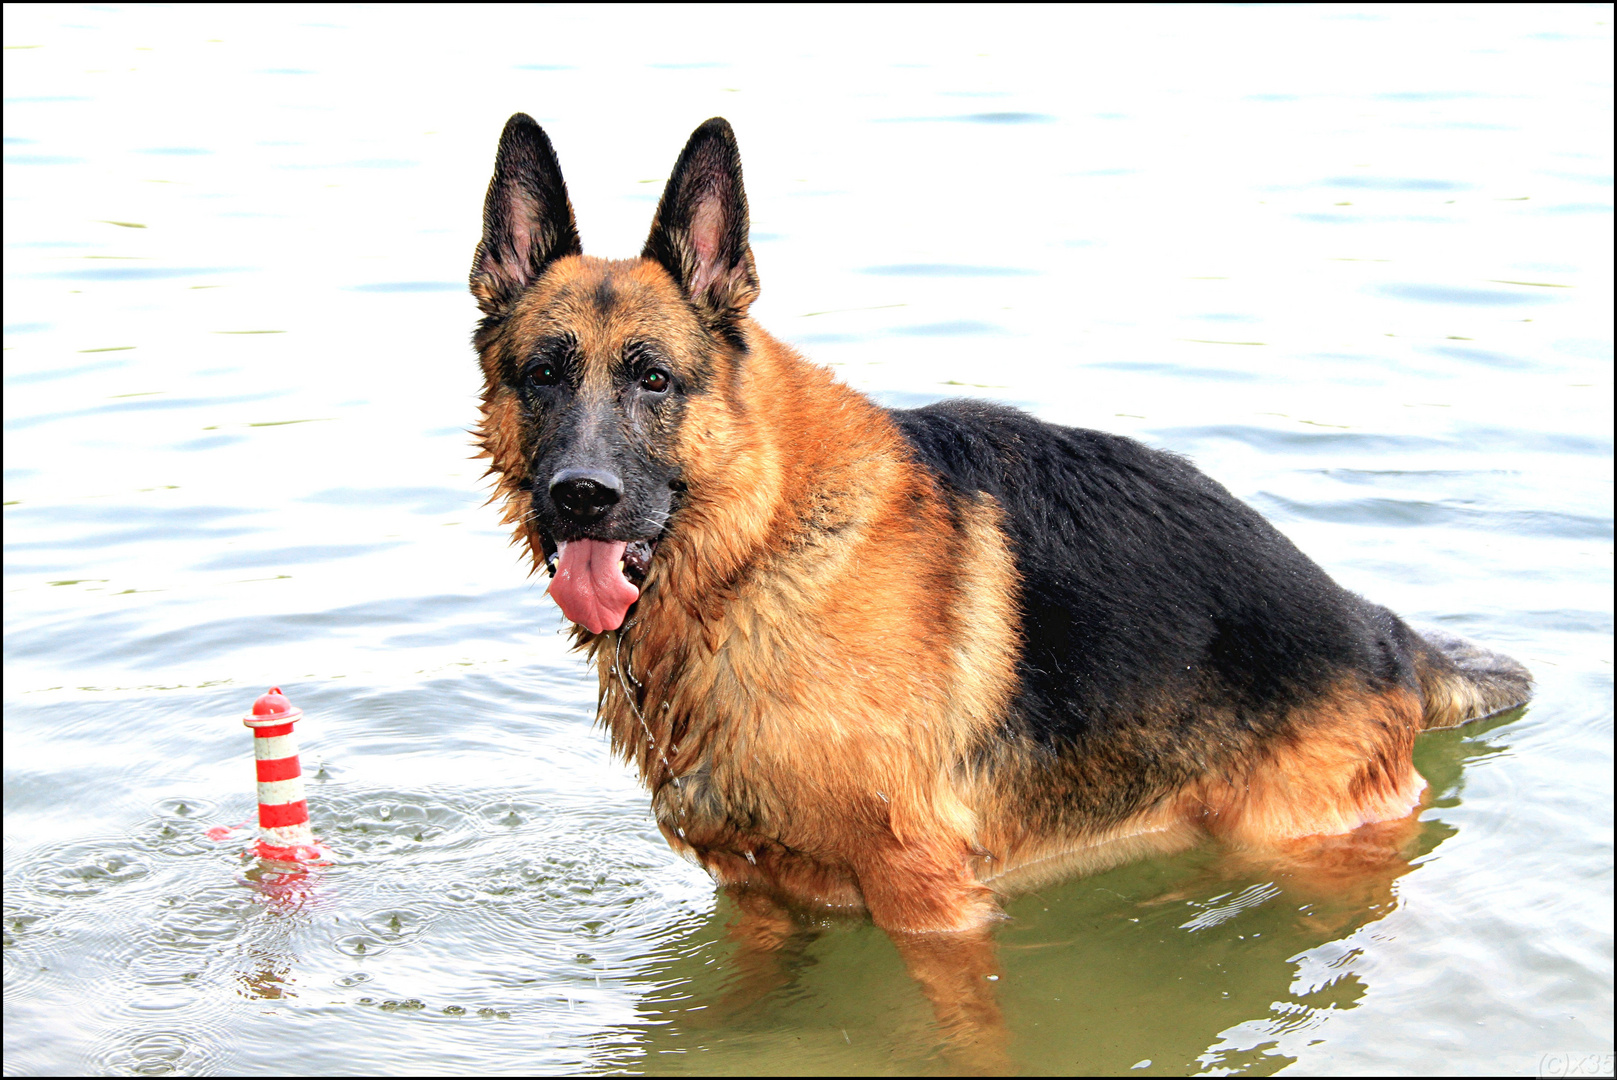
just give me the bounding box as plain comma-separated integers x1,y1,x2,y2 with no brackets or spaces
244,686,303,729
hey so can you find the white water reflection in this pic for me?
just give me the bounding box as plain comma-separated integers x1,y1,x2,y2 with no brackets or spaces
4,4,1611,1076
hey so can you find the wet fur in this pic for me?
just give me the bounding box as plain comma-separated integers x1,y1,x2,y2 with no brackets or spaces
468,114,1533,940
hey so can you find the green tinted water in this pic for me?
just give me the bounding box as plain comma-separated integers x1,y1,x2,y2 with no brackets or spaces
4,5,1611,1075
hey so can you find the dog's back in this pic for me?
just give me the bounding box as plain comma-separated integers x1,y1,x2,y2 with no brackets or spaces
891,398,1529,743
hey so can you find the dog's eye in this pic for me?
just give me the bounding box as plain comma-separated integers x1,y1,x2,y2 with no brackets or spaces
528,361,559,386
641,369,670,393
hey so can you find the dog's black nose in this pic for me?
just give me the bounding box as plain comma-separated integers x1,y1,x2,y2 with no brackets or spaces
549,468,623,524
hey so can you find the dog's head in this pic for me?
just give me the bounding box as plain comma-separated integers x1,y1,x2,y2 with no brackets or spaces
469,115,760,635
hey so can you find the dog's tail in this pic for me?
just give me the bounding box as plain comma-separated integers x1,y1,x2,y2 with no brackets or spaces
1413,627,1533,730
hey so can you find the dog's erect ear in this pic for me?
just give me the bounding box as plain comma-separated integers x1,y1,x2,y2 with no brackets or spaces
642,118,760,335
470,114,582,316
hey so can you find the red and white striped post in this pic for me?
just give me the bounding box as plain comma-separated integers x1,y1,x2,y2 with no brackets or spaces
242,687,324,862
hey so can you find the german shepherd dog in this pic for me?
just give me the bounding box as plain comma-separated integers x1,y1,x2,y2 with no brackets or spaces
468,114,1531,1045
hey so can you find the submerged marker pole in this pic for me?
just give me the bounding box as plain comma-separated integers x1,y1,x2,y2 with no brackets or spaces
242,687,324,862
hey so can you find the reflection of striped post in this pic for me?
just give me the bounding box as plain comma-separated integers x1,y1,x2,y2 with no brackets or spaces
243,687,321,861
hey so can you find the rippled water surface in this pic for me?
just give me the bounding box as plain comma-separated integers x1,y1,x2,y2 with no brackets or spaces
4,5,1612,1075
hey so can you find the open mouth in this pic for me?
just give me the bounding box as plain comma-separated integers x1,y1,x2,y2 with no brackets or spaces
545,537,659,634
620,538,655,585
545,538,655,583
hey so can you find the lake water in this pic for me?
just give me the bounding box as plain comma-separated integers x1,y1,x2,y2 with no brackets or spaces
3,4,1612,1075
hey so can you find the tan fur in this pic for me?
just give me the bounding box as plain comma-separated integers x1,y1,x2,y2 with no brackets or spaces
599,292,1019,930
475,254,1446,934
1195,685,1426,846
474,255,1023,931
956,684,1427,898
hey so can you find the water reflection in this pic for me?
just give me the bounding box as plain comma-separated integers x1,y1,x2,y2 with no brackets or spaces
3,2,1610,1075
604,708,1519,1074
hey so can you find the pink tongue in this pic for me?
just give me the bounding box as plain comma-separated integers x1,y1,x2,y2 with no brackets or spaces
548,539,639,634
